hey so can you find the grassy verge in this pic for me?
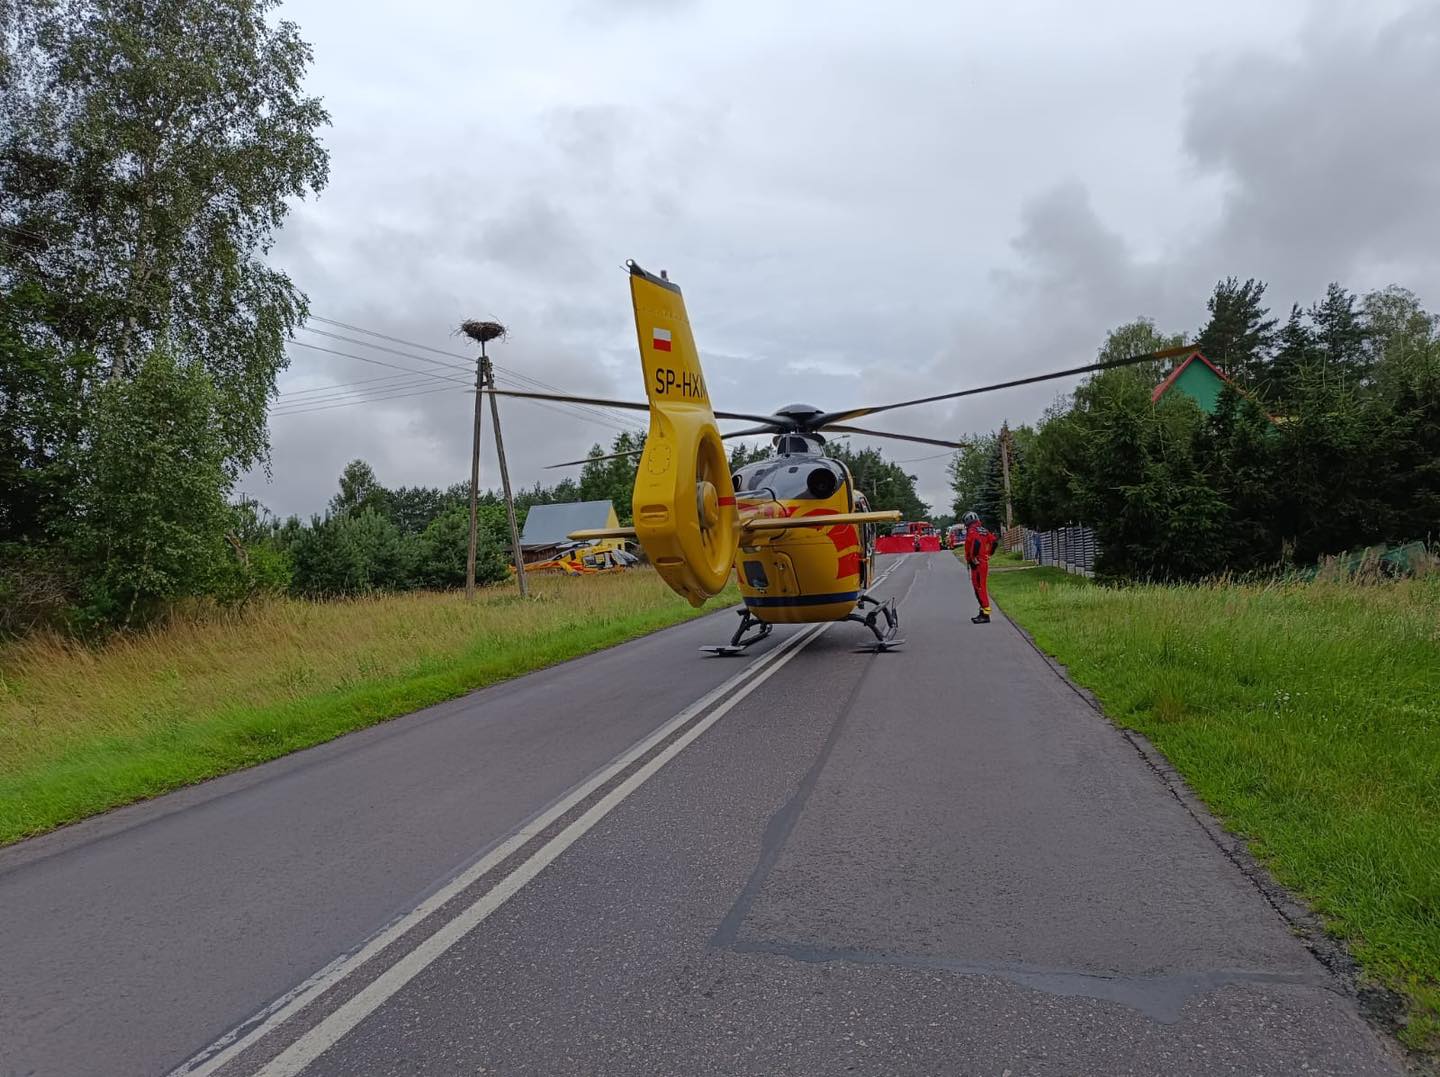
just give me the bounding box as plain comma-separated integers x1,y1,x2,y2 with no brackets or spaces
0,569,737,846
989,548,1029,568
988,564,1440,1051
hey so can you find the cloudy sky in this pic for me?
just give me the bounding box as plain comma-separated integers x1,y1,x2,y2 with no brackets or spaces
241,0,1440,517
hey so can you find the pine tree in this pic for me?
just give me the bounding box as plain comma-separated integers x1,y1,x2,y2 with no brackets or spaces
825,443,928,520
728,441,772,472
1266,305,1316,409
1195,277,1277,385
1309,283,1369,385
578,431,645,523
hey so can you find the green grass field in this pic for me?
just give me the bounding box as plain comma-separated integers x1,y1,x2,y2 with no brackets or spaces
0,569,737,846
989,564,1440,1051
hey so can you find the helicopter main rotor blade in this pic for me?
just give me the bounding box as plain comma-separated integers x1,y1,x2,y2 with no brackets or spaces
544,424,782,469
543,448,644,470
483,388,779,425
812,344,1194,427
821,424,967,449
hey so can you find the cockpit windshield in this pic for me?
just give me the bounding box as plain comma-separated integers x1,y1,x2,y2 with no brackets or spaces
735,457,847,501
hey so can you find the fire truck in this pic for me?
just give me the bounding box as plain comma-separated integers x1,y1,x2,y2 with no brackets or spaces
876,520,941,554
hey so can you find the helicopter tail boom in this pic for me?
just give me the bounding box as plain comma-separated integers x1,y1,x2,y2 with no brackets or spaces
626,262,739,607
739,510,901,534
569,510,900,545
568,526,640,541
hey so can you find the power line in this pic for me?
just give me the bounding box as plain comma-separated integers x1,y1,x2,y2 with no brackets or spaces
295,324,648,427
307,314,474,362
0,236,39,261
490,372,644,436
297,325,474,375
270,362,644,436
276,370,448,398
305,311,646,431
499,391,643,438
286,340,471,385
292,312,647,439
271,380,457,412
270,376,455,410
278,344,642,436
890,449,961,464
271,384,464,417
493,366,642,429
275,371,449,403
0,221,49,243
303,317,641,430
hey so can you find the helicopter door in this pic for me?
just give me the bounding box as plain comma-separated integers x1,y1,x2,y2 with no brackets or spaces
739,551,799,596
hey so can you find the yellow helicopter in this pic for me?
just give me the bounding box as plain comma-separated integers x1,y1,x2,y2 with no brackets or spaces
486,261,1190,654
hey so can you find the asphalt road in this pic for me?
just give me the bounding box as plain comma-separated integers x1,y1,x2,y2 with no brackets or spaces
0,554,1404,1076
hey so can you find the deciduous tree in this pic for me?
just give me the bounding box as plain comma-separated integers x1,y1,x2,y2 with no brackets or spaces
66,349,232,627
0,0,330,473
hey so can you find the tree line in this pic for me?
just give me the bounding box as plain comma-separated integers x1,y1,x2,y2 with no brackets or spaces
950,279,1440,580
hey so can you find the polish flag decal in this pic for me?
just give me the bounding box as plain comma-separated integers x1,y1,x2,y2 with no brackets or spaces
653,327,672,352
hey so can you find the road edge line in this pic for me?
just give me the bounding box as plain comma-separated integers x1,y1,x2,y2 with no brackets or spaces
254,619,832,1076
171,623,820,1077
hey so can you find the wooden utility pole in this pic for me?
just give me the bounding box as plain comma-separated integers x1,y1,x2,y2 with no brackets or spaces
483,353,529,597
459,319,529,598
999,423,1014,532
465,345,486,601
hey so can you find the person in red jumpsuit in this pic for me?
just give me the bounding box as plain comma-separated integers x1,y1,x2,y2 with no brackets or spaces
962,511,998,623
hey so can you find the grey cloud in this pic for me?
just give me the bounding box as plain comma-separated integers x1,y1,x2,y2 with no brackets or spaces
1184,4,1440,297
542,105,634,184
567,0,701,26
479,196,598,281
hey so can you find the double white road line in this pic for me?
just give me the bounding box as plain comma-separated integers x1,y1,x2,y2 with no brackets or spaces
173,614,839,1077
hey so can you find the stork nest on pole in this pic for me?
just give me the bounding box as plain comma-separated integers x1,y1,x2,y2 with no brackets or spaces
459,319,507,345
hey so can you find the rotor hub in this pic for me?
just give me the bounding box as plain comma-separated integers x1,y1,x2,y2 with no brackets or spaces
772,403,826,430
696,480,720,530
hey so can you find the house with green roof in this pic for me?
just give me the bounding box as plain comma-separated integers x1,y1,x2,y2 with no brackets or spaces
1152,350,1279,425
1151,350,1234,414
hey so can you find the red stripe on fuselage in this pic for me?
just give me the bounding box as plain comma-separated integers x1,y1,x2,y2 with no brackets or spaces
797,507,862,580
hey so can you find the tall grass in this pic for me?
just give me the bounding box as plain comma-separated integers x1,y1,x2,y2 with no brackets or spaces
990,566,1440,1051
0,569,737,845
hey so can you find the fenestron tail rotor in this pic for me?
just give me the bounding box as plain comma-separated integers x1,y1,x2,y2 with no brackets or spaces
624,262,739,607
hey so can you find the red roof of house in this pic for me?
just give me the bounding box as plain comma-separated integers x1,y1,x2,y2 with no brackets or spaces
1150,350,1233,404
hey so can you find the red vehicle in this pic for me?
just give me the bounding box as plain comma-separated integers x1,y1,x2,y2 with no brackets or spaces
876,521,940,554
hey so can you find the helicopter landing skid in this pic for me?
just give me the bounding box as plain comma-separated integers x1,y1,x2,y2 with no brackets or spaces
700,608,773,656
848,594,903,652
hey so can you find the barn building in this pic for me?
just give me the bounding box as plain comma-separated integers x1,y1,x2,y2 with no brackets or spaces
517,500,618,563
